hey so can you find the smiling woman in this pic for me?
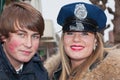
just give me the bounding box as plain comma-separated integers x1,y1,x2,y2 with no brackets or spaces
44,2,120,80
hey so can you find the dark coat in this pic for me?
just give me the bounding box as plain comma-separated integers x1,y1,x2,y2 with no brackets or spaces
0,43,49,80
52,66,61,80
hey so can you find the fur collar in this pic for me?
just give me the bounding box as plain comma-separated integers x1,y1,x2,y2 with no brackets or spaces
44,48,120,80
83,48,120,80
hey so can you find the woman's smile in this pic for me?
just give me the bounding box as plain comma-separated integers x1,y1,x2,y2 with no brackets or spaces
70,45,84,51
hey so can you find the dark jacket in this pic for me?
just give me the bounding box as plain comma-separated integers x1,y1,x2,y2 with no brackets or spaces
0,43,49,80
52,67,61,80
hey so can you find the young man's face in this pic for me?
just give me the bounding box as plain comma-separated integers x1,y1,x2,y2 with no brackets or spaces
2,26,40,67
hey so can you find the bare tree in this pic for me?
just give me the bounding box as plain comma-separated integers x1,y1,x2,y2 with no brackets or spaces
90,0,120,46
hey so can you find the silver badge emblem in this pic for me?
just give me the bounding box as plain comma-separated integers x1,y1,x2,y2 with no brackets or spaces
74,4,87,20
69,22,84,31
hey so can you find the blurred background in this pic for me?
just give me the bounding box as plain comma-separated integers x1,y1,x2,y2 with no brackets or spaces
0,0,120,62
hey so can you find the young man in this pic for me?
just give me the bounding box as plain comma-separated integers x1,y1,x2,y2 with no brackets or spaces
0,2,49,80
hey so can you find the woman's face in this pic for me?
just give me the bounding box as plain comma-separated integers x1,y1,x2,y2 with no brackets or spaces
63,31,96,65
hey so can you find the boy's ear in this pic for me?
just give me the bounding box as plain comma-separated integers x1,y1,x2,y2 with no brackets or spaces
0,35,7,42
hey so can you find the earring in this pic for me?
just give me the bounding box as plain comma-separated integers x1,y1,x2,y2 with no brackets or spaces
94,43,97,50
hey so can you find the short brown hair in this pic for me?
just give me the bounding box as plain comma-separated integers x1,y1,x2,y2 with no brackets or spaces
0,2,44,38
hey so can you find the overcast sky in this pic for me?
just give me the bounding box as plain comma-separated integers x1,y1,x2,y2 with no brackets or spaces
41,0,115,42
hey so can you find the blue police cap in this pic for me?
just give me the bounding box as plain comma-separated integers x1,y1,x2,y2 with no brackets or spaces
57,2,107,32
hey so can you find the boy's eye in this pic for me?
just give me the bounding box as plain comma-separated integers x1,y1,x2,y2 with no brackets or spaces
32,35,40,39
17,32,25,37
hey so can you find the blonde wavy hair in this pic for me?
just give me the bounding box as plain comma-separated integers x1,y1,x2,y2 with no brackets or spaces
59,32,104,80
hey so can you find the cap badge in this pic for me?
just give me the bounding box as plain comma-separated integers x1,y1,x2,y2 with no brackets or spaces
74,4,87,20
69,22,84,31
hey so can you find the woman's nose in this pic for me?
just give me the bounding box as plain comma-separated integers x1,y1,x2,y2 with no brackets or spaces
73,33,82,42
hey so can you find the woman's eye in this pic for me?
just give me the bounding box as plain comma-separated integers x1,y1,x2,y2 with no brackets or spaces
80,32,89,36
66,32,73,35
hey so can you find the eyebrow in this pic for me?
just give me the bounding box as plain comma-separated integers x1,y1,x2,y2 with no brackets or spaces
15,30,40,35
15,29,26,32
